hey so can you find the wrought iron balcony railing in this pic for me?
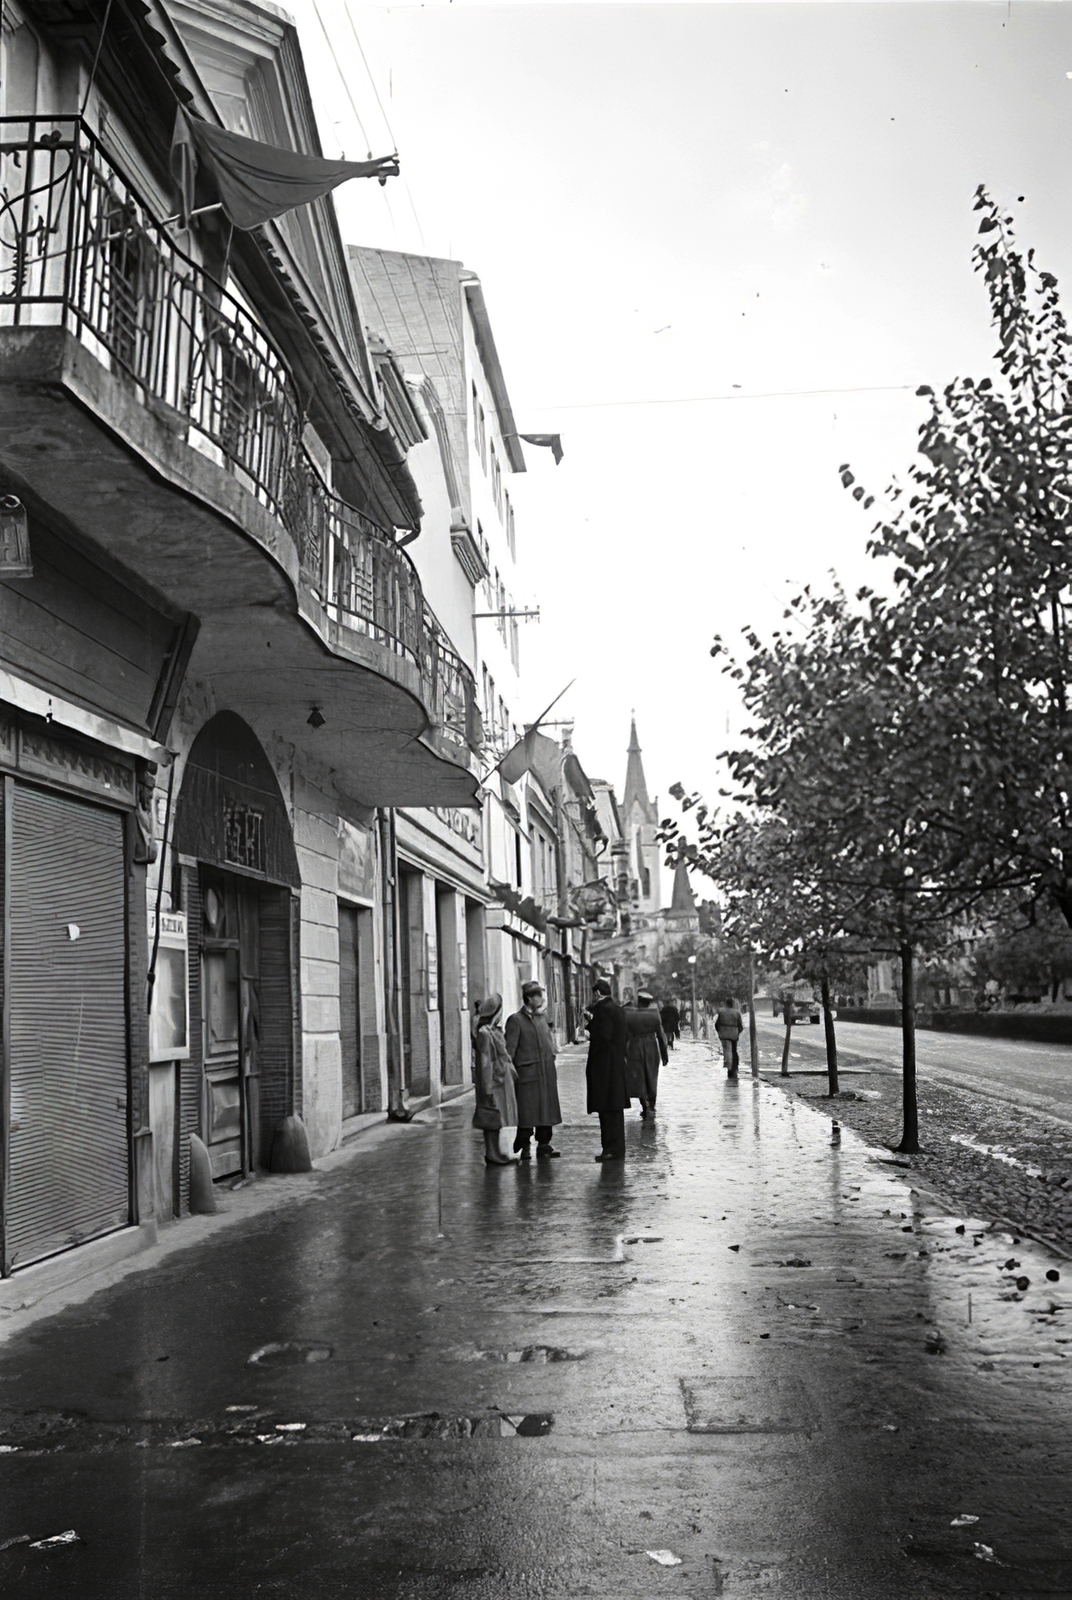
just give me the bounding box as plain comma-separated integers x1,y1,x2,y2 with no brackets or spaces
0,116,475,756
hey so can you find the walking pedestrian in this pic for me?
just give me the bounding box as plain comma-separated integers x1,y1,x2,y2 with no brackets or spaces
585,977,630,1162
659,999,681,1049
624,990,669,1117
505,981,563,1160
714,994,745,1078
472,994,519,1166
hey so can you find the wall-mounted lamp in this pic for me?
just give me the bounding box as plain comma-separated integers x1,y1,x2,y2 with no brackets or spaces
307,707,326,729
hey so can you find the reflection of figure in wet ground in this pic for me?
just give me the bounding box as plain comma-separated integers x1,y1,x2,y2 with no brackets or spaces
505,981,562,1160
659,999,681,1049
624,990,669,1118
714,995,745,1078
585,977,630,1162
472,994,519,1165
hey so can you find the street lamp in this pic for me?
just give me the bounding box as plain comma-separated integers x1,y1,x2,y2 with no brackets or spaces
687,955,698,1040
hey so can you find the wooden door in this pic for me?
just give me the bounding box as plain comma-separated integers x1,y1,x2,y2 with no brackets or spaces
200,870,258,1180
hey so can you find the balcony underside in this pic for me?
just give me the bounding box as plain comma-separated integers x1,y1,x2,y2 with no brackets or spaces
0,327,478,808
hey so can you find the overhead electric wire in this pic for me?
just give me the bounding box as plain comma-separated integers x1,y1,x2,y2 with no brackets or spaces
527,383,916,413
309,0,374,157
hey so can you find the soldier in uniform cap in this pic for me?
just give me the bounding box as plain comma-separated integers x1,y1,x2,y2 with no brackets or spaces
624,990,669,1117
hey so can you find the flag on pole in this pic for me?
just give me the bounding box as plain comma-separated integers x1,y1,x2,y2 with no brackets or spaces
171,108,399,232
488,681,575,786
519,433,564,465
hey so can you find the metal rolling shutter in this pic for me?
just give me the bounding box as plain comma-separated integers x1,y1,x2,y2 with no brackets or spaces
6,783,129,1269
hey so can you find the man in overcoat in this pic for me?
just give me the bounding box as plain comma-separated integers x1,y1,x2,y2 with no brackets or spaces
585,977,630,1162
505,981,562,1159
624,991,669,1117
660,999,681,1049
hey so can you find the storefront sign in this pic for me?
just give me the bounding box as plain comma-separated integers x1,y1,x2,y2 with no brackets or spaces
18,726,136,806
149,911,190,1062
339,819,376,902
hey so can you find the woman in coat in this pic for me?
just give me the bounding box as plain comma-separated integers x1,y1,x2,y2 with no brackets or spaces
472,994,519,1165
624,991,669,1117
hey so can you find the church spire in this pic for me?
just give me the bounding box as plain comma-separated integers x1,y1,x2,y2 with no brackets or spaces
623,715,655,821
669,858,696,917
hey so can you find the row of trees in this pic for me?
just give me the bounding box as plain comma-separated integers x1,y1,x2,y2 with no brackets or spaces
661,190,1072,1153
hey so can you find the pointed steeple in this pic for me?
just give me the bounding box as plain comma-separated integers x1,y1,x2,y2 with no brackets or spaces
669,859,696,917
623,716,655,821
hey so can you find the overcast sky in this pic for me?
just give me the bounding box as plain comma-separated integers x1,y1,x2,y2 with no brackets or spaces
292,0,1072,824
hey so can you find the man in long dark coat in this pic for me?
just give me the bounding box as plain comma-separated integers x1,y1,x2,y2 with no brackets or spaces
585,977,630,1162
505,981,562,1159
660,1000,681,1049
624,991,669,1117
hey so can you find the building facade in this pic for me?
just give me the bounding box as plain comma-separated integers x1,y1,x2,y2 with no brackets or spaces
0,0,624,1280
0,0,482,1268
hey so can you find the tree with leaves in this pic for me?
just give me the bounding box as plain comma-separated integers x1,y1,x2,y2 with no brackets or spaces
848,187,1072,928
664,590,1002,1149
664,189,1072,1153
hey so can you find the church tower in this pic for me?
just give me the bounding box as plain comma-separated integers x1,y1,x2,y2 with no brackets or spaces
621,717,661,916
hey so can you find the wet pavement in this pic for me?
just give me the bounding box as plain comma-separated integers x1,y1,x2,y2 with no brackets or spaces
2,1040,1072,1598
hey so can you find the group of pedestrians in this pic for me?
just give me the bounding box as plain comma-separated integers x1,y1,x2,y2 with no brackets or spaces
472,978,722,1166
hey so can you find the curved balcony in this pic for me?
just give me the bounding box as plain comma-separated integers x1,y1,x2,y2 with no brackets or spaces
0,116,477,801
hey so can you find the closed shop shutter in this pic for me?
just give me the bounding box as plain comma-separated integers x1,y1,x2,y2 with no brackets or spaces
338,905,359,1120
6,782,129,1269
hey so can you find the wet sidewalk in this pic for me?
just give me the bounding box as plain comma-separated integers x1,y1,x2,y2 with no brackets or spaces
1,1040,1071,1598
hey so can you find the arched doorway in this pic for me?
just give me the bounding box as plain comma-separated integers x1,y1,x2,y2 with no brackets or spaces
172,714,299,1193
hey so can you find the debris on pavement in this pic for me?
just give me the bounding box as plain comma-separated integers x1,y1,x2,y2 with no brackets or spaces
0,1535,30,1552
246,1341,333,1366
950,1515,980,1527
646,1550,684,1566
28,1531,81,1550
973,1542,1004,1564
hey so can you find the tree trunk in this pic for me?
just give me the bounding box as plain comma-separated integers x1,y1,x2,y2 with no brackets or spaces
820,972,839,1097
897,941,919,1154
781,1011,792,1075
747,958,759,1078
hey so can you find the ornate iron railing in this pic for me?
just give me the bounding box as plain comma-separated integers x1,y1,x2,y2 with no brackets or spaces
0,115,475,755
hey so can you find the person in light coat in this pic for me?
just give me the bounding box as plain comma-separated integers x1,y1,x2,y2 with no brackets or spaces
472,994,519,1165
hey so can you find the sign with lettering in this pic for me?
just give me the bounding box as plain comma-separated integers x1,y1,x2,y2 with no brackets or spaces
149,911,190,1062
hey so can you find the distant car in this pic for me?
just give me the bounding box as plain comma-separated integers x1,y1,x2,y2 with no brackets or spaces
773,997,822,1024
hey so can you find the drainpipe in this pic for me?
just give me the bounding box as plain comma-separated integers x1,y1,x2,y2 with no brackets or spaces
378,807,406,1118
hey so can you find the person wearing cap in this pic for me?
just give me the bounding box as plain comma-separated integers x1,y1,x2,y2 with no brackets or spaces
585,977,630,1161
505,981,562,1160
714,995,746,1078
624,991,669,1117
472,994,519,1166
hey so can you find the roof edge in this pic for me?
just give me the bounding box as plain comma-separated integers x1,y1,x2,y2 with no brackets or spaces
462,278,526,474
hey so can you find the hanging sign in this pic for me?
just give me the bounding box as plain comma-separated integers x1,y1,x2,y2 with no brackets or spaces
149,910,191,1062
